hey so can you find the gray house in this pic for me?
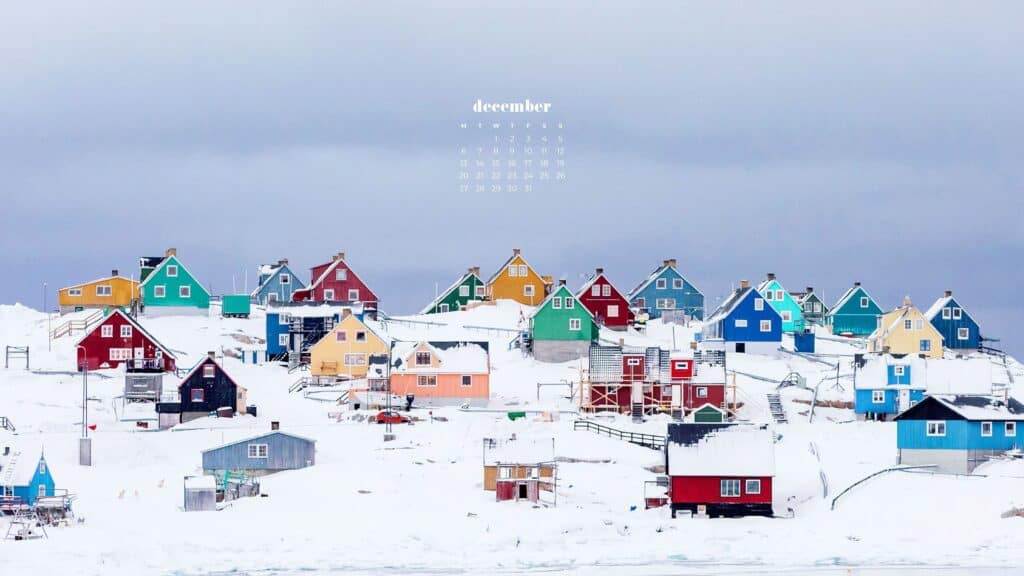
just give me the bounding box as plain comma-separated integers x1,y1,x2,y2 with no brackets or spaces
202,430,316,476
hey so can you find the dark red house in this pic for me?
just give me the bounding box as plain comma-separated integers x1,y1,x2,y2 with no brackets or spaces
665,423,774,518
670,351,727,411
75,309,176,372
291,251,378,316
576,269,634,330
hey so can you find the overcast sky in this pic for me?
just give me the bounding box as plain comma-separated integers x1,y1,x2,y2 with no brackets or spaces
1,2,1022,354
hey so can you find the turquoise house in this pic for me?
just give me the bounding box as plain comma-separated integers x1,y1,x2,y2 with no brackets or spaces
139,248,211,316
826,282,882,337
755,274,804,333
252,259,306,305
0,445,56,506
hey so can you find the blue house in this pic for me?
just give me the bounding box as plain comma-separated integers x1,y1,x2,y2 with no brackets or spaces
702,280,782,354
896,395,1024,474
0,444,56,506
826,282,883,337
924,290,982,351
252,259,306,306
854,356,926,420
265,306,361,360
627,258,705,321
202,430,316,476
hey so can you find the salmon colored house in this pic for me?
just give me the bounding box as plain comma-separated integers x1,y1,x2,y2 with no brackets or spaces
389,341,491,407
58,270,139,315
486,249,552,306
309,311,389,379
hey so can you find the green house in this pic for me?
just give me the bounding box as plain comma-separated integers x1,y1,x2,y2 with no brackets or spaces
791,287,829,326
756,274,805,333
139,249,210,315
691,403,726,423
826,282,882,337
529,283,597,363
421,267,486,314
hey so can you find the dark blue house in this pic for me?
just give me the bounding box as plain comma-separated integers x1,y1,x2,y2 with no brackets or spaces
896,395,1024,474
924,290,982,351
854,356,926,420
265,307,351,360
627,259,705,321
202,430,316,476
0,444,56,506
252,259,306,306
702,281,782,354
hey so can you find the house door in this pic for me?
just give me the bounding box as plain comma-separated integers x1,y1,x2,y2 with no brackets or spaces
898,389,910,413
134,347,145,359
518,482,528,500
735,343,746,354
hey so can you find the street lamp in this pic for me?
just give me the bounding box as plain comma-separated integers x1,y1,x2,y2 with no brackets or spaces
75,344,92,466
45,282,50,352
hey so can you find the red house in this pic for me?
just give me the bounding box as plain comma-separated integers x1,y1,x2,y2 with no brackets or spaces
74,309,177,372
665,423,774,518
577,268,634,330
291,251,379,316
670,351,727,411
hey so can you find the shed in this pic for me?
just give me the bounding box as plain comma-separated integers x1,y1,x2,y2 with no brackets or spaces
221,295,251,318
202,430,316,476
183,475,217,512
691,403,726,423
793,331,815,353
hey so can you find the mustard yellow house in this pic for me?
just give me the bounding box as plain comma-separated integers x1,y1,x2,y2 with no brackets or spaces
309,311,390,378
868,297,944,359
486,249,552,306
58,270,139,315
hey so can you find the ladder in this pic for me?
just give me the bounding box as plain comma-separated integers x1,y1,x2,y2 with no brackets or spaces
766,393,788,424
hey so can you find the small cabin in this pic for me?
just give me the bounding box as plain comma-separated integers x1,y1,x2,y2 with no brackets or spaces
183,475,217,512
202,429,316,476
482,437,557,506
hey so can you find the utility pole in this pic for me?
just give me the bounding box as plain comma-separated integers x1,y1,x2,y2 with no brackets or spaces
77,345,92,466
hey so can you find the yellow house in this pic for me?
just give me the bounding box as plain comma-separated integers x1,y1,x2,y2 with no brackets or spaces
309,311,390,378
486,249,552,306
58,270,139,315
868,297,944,359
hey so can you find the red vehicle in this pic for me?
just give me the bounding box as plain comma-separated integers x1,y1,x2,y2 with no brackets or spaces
374,410,410,425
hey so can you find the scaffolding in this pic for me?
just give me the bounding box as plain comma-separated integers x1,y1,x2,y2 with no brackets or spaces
4,346,29,369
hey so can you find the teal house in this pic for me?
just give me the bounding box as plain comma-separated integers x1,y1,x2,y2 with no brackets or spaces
421,267,486,314
139,248,211,316
529,282,598,363
826,282,882,337
755,273,804,333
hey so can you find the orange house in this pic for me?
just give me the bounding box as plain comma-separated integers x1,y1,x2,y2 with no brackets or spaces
389,341,490,407
309,311,390,379
486,249,552,306
58,270,139,315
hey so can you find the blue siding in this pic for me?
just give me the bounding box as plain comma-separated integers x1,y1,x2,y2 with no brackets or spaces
898,420,1024,450
887,365,912,385
629,267,704,320
855,388,924,415
265,312,342,357
202,432,315,472
929,298,981,350
11,454,55,506
253,265,307,306
715,290,783,343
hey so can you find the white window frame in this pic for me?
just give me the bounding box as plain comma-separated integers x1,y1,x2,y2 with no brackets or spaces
765,290,774,301
335,268,348,281
68,288,82,297
735,319,748,328
894,365,906,376
926,421,946,437
96,285,112,297
602,284,611,297
1006,422,1017,437
565,297,574,309
439,303,450,313
459,285,470,297
697,387,708,398
760,320,772,332
323,289,335,301
278,334,288,346
38,484,47,498
981,421,993,437
753,298,764,311
672,278,683,290
942,307,951,320
775,290,784,301
179,285,191,298
953,307,962,319
607,305,619,318
247,444,268,459
203,364,216,379
343,353,366,366
120,325,132,338
190,388,205,403
101,325,113,338
167,265,178,278
656,278,667,290
634,297,646,309
348,289,359,301
745,479,761,495
781,311,792,322
355,331,366,342
523,285,535,297
872,390,885,404
674,361,689,371
518,265,528,277
720,479,740,498
915,319,924,330
475,285,486,298
920,339,931,352
552,297,562,309
154,285,166,298
569,318,581,331
279,273,290,285
626,358,641,366
336,330,347,343
591,285,601,297
508,265,518,277
958,327,969,340
860,296,869,308
39,461,46,475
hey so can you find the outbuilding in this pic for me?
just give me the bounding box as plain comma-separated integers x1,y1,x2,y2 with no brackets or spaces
202,430,316,476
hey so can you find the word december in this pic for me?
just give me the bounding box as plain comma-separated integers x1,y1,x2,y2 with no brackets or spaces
473,99,552,113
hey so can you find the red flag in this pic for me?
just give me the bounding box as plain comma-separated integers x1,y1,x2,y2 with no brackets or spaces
88,424,97,431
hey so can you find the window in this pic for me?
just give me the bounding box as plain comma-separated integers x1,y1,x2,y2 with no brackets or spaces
781,311,792,322
179,286,191,298
760,320,772,332
720,479,740,497
765,291,774,301
96,285,112,296
656,278,667,290
278,334,288,346
203,364,215,379
416,352,431,366
344,353,366,366
775,290,784,301
459,285,470,297
915,319,924,330
1007,422,1017,437
508,265,518,277
523,285,535,297
981,421,993,436
894,365,906,376
753,298,764,311
417,375,437,387
499,466,512,479
634,298,646,309
190,388,205,403
656,298,675,310
461,375,472,387
154,285,166,298
439,303,450,313
942,308,951,320
335,268,348,281
607,305,619,318
101,325,113,338
475,285,486,298
926,421,946,436
68,288,82,297
167,265,178,277
675,361,689,371
345,289,358,301
247,444,268,458
872,390,885,404
745,479,761,495
355,331,366,342
267,293,278,302
697,387,708,398
904,319,913,330
860,297,869,308
279,314,290,325
109,348,132,361
565,298,574,309
920,339,931,352
626,358,641,366
324,289,335,300
735,319,748,328
552,297,562,309
958,328,969,340
39,461,46,475
518,265,527,277
953,308,962,319
591,285,601,297
280,273,290,285
672,279,683,290
119,325,132,338
569,318,581,331
602,284,611,297
336,331,347,342
38,485,47,498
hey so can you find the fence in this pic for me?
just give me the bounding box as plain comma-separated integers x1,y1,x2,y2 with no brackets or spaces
573,420,665,451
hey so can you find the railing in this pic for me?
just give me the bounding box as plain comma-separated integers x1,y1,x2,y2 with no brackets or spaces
463,324,522,336
50,310,104,339
830,464,937,510
125,358,167,372
0,416,14,433
573,420,666,451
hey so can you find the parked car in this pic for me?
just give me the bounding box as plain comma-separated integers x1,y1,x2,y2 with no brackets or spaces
375,410,410,425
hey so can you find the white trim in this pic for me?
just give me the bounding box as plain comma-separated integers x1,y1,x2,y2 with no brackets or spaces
348,288,360,301
957,327,969,340
101,325,113,338
323,288,335,301
1007,422,1017,437
179,285,191,298
569,318,581,331
872,390,885,404
335,268,348,281
154,285,166,298
745,479,761,495
926,421,946,437
759,319,772,332
95,284,112,297
860,296,869,308
981,421,993,437
734,319,748,328
166,265,178,278
565,297,575,309
656,278,667,290
720,479,741,498
552,297,562,309
120,325,132,338
247,444,269,458
68,288,82,297
278,333,288,346
753,298,764,311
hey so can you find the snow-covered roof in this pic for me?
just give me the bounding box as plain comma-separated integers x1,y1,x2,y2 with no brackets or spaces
924,359,993,395
419,271,481,314
391,341,490,373
139,255,209,298
75,309,177,359
930,395,1024,421
0,441,46,487
177,356,246,393
60,274,137,292
830,283,877,315
923,294,977,326
201,431,316,454
704,285,773,326
184,475,216,490
529,285,595,320
268,303,360,318
627,261,702,299
667,424,774,476
483,437,555,465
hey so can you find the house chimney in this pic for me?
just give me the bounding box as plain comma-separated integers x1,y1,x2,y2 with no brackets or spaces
690,340,698,350
278,258,288,266
469,266,480,276
667,259,677,268
806,286,814,293
165,247,177,257
903,295,912,307
944,290,952,297
333,251,346,261
595,267,604,275
767,273,776,281
112,269,119,277
619,338,625,347
558,279,567,286
512,248,521,256
207,350,216,360
740,279,750,289
341,308,352,319
271,421,280,431
662,259,670,267
854,281,861,287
